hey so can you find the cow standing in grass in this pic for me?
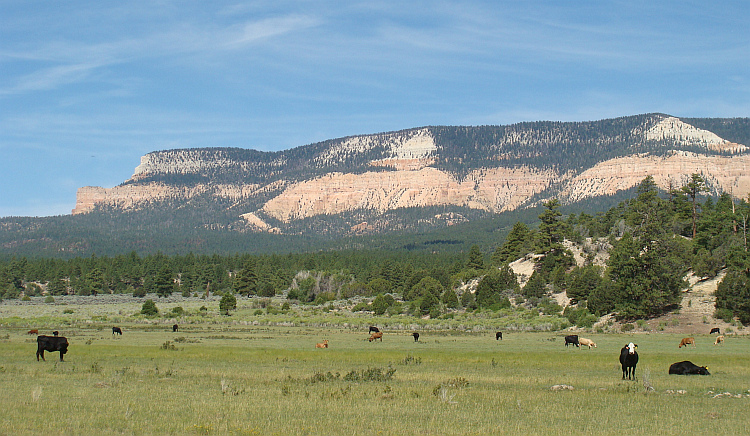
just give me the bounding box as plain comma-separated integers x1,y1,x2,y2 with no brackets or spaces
369,332,383,342
369,326,380,334
496,332,503,340
412,332,419,342
678,337,695,348
579,338,596,349
37,335,69,362
112,327,123,335
620,343,638,380
173,324,179,332
564,335,579,347
714,335,724,345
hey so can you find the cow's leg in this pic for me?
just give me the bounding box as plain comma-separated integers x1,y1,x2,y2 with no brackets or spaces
37,350,45,361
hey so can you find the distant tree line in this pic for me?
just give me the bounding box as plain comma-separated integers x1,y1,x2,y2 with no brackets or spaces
3,173,750,324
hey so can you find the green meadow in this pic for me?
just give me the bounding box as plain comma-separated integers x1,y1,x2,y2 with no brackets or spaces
1,317,749,436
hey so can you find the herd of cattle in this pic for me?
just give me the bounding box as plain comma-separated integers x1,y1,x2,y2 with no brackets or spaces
28,324,723,378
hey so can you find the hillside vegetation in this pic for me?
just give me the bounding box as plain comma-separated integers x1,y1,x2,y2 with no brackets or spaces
3,174,750,327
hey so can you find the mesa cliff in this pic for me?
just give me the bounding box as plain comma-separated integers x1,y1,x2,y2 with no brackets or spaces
72,114,750,235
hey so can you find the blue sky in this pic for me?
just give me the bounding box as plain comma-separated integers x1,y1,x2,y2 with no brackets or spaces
1,1,749,217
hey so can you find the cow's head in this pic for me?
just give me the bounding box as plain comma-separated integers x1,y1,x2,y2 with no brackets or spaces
627,342,637,354
698,366,710,375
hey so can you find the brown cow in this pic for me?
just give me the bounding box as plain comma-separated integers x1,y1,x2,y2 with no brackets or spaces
315,340,329,348
369,331,383,342
579,338,597,349
27,329,39,335
678,337,696,348
713,335,724,345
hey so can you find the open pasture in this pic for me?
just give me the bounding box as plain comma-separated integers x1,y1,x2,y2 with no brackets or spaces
1,325,749,435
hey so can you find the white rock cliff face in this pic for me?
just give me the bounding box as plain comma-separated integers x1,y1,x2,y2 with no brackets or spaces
72,118,750,234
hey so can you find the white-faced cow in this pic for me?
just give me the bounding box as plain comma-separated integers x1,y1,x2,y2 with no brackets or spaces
37,335,69,361
669,361,710,375
620,342,638,380
714,335,724,345
564,335,580,347
112,327,123,335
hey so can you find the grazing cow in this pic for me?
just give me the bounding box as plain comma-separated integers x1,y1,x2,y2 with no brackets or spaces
412,332,420,342
315,340,329,349
173,324,179,332
620,342,638,380
678,337,695,348
714,335,724,345
369,326,380,333
496,331,503,340
369,331,383,342
27,329,39,335
710,327,720,335
36,335,69,362
669,360,710,375
579,338,597,349
564,335,580,347
112,327,123,335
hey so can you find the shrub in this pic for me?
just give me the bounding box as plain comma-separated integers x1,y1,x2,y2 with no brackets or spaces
219,293,237,315
621,323,634,332
44,296,55,304
141,300,159,317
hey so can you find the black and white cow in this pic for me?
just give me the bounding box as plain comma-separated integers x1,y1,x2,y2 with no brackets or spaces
669,361,710,375
564,335,580,347
37,335,69,361
619,342,638,380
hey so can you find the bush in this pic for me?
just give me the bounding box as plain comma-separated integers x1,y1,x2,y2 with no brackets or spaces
621,323,634,332
141,300,159,317
219,293,237,315
44,296,55,304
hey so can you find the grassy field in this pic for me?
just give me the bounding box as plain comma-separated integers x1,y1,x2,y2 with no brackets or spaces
1,306,749,435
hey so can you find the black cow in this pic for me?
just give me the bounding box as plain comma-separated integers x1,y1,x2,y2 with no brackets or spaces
173,324,179,332
112,327,123,335
496,331,503,340
37,335,69,361
412,332,420,342
710,327,720,335
669,360,710,375
369,326,380,333
52,331,59,336
564,335,580,347
620,343,638,380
